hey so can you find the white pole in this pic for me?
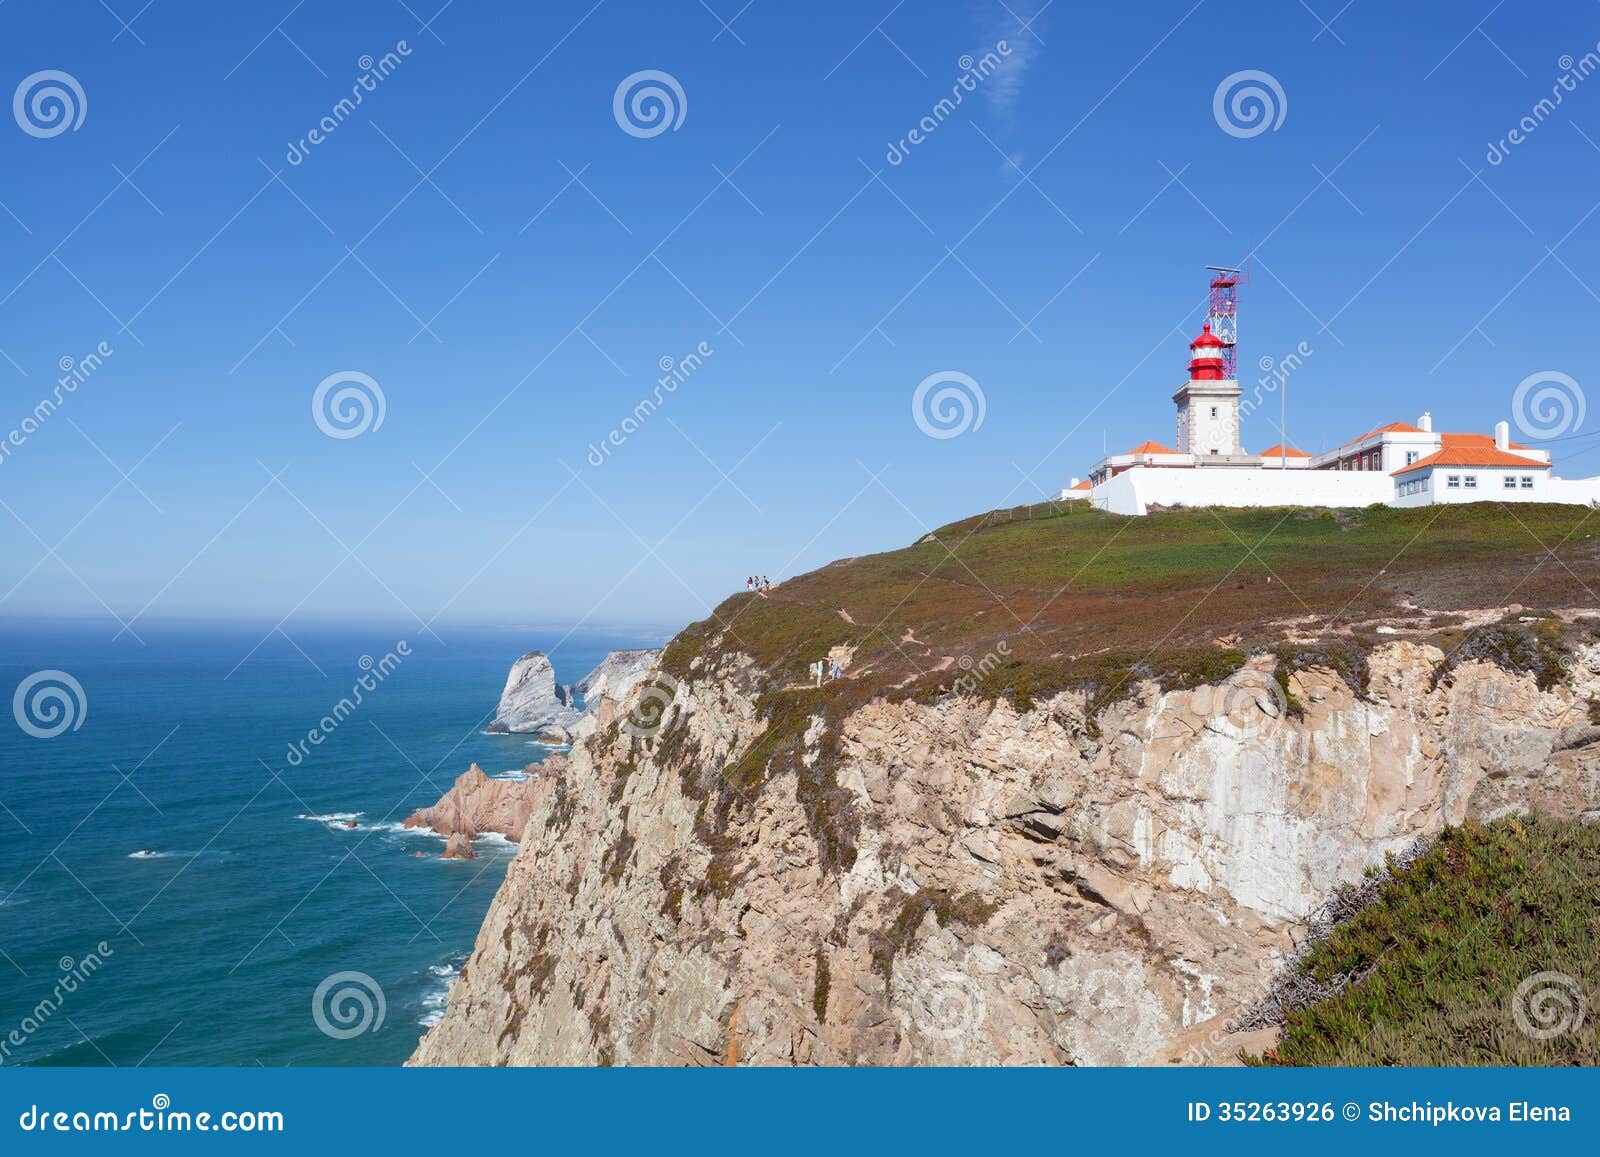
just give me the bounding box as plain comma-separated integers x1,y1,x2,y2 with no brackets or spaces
1281,375,1287,469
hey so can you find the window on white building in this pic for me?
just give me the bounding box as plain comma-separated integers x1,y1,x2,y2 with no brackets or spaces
1464,475,1477,489
1209,406,1218,418
1521,476,1534,489
1447,475,1460,489
1405,450,1418,465
1504,475,1518,489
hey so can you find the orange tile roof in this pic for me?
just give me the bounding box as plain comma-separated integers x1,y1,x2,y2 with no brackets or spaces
1440,431,1534,451
1127,439,1179,455
1392,445,1552,476
1339,420,1424,447
1069,479,1091,491
1256,444,1310,458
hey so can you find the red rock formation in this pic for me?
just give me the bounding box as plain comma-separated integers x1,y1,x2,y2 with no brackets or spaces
404,759,563,845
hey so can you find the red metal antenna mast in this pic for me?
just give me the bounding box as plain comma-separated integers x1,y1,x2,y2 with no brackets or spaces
1205,261,1247,380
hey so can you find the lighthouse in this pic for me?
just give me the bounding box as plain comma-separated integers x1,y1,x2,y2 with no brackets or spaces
1172,322,1243,457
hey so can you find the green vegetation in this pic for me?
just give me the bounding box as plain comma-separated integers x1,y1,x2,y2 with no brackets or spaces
1274,643,1370,708
870,887,1000,986
662,500,1600,710
812,945,831,1023
1252,817,1600,1066
1450,619,1571,692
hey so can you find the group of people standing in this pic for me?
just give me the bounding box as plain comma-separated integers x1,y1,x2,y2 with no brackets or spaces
809,658,843,685
746,576,771,592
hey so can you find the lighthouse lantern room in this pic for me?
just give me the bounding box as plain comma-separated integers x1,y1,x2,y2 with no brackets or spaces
1172,321,1244,457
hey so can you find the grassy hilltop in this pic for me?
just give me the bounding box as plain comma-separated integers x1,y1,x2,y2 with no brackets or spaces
665,499,1600,709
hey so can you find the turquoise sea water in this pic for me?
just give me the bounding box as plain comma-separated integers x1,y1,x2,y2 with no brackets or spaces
0,620,661,1066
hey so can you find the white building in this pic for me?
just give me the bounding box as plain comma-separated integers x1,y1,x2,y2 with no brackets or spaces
1060,321,1595,517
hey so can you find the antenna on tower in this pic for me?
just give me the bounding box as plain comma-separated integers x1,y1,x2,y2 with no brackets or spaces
1204,263,1246,381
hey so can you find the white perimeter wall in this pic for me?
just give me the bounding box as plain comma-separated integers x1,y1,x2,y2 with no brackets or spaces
1093,466,1391,516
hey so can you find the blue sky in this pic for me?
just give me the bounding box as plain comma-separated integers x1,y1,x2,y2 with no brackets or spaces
0,0,1596,633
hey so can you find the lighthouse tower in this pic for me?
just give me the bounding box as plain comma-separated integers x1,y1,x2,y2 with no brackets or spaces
1173,322,1243,457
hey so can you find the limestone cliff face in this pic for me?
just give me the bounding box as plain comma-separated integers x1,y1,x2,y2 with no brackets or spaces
410,642,1600,1067
574,648,660,712
486,651,580,735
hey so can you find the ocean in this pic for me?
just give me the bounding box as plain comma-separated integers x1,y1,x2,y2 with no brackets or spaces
0,620,663,1066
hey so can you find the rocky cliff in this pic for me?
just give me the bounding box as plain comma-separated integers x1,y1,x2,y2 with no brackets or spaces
486,651,580,737
485,648,662,741
411,636,1600,1066
575,648,660,714
403,761,560,845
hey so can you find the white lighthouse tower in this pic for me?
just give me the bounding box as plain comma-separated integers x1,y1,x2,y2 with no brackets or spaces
1173,322,1243,457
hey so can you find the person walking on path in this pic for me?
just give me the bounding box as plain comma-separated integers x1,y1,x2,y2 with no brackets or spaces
830,659,842,681
746,576,754,592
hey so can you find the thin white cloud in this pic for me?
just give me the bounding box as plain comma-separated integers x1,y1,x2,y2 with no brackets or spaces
980,2,1042,115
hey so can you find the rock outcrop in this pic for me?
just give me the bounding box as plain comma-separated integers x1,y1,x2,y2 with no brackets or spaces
485,648,662,737
411,642,1600,1067
486,652,581,735
441,833,477,860
574,649,660,714
403,761,562,844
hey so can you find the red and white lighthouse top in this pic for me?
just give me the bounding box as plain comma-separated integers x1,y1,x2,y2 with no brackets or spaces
1187,322,1227,381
